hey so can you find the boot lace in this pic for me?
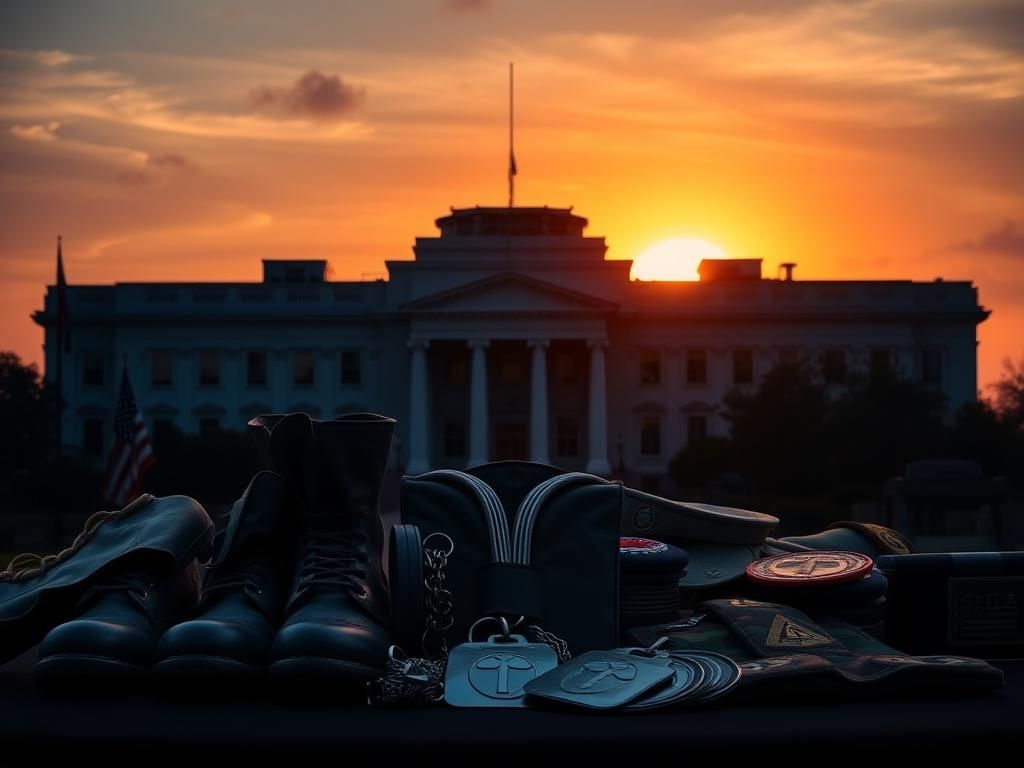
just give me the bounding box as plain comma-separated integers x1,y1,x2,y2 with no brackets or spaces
296,529,368,596
0,495,155,584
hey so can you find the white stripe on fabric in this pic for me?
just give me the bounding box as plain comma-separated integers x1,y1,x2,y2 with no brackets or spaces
413,469,511,562
511,473,610,564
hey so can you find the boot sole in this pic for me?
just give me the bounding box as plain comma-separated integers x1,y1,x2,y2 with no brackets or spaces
269,656,382,684
35,654,147,688
154,654,263,683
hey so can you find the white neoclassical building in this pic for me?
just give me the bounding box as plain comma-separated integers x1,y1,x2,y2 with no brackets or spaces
36,205,988,493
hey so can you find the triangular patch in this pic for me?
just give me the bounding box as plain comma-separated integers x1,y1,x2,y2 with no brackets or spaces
766,614,832,648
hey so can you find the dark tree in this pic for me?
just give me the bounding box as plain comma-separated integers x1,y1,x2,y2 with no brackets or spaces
723,360,833,496
991,356,1024,432
828,367,947,501
0,351,50,482
667,435,734,491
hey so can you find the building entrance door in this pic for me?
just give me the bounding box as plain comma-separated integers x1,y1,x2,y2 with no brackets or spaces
494,422,528,461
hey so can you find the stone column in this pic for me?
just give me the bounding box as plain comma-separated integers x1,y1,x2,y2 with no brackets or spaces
467,339,490,468
528,339,550,464
406,339,430,475
585,339,612,476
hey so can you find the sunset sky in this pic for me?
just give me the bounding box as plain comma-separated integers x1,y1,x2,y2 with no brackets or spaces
1,0,1022,389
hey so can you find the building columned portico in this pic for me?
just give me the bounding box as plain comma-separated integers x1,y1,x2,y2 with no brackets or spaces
36,204,989,496
404,332,611,475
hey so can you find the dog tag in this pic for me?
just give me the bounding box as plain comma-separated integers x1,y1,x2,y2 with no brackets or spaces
444,634,558,708
523,648,675,710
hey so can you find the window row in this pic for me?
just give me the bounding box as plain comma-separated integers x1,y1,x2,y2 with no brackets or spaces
638,414,708,457
636,347,943,386
140,349,362,389
440,417,583,459
442,350,584,386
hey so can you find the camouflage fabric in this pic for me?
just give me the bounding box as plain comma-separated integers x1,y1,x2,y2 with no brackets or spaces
627,598,1003,699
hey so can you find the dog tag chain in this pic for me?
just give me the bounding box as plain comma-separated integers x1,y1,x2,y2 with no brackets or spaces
369,533,454,706
421,533,455,659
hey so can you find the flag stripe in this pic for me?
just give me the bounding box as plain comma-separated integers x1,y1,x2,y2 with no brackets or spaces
103,366,155,507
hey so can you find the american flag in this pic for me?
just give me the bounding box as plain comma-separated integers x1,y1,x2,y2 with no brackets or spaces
103,366,155,507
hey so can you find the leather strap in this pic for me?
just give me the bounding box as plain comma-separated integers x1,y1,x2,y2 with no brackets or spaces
484,563,545,620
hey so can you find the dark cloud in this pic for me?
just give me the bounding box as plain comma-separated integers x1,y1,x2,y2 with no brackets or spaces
878,0,1024,54
442,0,489,12
148,153,189,168
249,70,364,120
951,220,1024,258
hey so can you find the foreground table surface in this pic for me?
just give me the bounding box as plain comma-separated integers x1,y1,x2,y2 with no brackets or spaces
2,648,1020,757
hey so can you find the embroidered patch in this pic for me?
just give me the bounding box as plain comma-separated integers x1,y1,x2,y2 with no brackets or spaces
862,523,912,554
747,550,872,585
620,537,668,555
766,614,832,648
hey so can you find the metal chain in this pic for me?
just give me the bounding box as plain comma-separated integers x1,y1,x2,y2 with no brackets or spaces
367,647,446,707
421,545,454,659
525,624,572,664
370,537,454,706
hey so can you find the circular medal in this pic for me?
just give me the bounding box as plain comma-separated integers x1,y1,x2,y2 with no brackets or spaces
746,550,873,586
675,651,741,704
623,655,704,711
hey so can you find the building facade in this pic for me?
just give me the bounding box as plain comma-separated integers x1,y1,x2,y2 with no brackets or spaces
35,206,989,493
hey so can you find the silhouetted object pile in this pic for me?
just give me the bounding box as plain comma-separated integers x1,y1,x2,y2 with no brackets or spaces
0,411,1011,710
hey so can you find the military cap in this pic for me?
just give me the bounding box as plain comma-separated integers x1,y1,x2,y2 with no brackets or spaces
621,490,779,589
619,537,688,627
770,521,915,558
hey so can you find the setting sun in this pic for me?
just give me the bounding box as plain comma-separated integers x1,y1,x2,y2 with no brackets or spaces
630,238,728,282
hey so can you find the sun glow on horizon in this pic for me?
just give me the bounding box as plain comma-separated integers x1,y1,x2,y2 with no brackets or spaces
630,238,728,281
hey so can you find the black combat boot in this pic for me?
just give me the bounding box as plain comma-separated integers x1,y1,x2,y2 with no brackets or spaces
35,559,201,685
0,494,213,666
155,471,291,681
250,412,396,684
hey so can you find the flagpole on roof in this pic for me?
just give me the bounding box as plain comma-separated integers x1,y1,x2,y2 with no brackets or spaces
508,61,516,208
55,235,65,462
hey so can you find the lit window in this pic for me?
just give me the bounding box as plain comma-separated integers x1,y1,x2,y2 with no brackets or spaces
640,350,661,385
640,415,661,456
